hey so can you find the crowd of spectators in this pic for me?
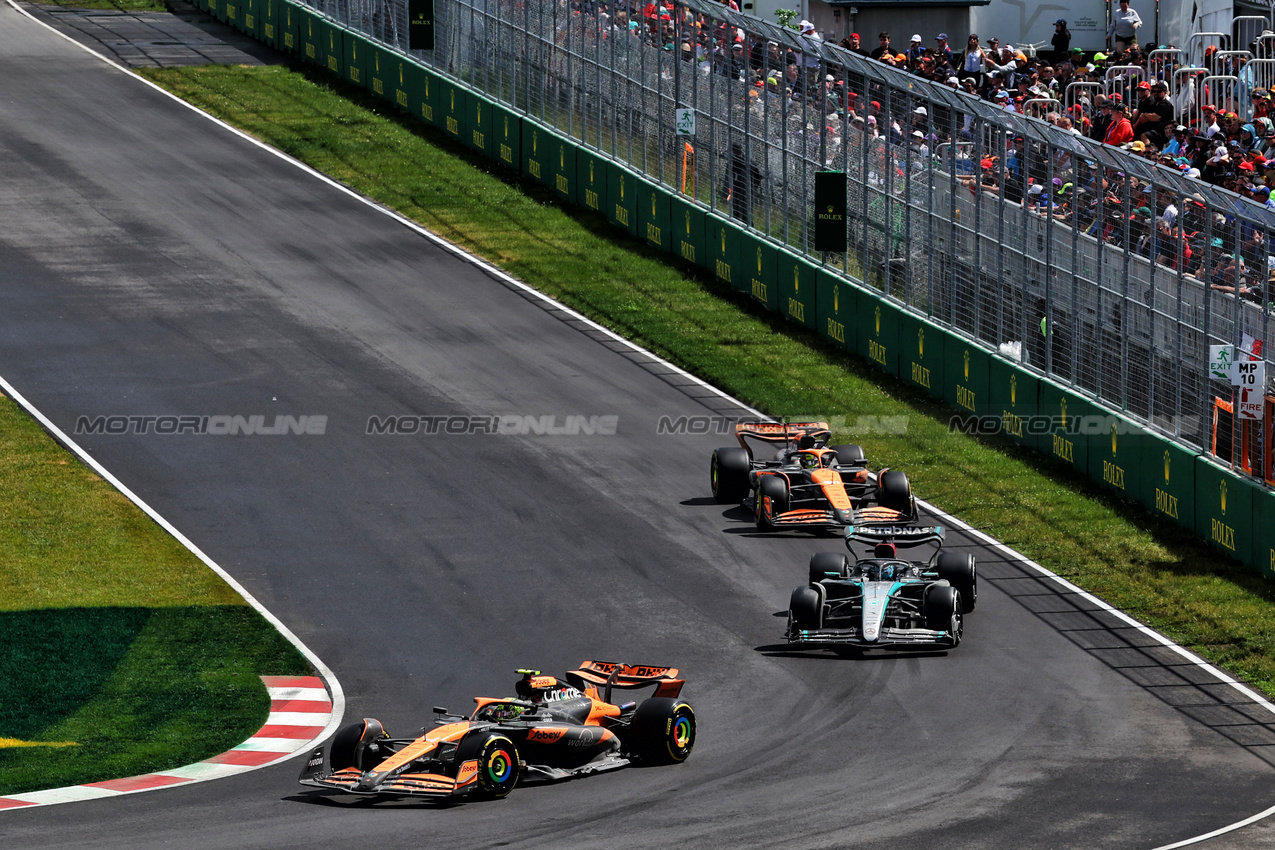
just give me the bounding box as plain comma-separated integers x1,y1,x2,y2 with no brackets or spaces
566,1,1275,301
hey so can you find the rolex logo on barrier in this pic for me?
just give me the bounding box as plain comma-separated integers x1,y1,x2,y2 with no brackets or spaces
1060,397,1067,428
1220,479,1228,514
964,350,970,380
834,288,839,312
875,306,881,335
757,247,763,272
1112,424,1118,456
1165,450,1171,483
918,327,924,357
1010,374,1017,406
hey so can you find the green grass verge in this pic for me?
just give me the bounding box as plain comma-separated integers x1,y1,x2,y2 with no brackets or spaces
0,396,310,793
33,0,169,12
133,61,1275,698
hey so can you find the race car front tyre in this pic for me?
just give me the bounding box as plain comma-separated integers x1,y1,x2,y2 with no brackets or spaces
789,585,823,630
457,733,521,799
808,552,849,583
877,469,912,514
936,552,977,613
328,718,388,772
755,475,790,528
711,447,751,504
630,698,696,764
924,585,963,645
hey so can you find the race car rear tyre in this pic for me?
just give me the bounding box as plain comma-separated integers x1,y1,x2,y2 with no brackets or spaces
457,733,521,799
711,447,751,504
924,585,963,646
328,718,387,772
755,475,790,528
809,552,849,583
630,698,696,765
832,444,866,467
877,470,912,514
789,585,823,630
936,552,977,613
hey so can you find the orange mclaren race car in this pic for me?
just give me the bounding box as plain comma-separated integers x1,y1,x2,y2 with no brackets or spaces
710,421,916,531
298,662,694,801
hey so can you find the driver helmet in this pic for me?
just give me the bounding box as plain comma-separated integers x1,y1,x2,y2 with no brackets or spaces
486,703,527,722
800,451,821,469
877,562,896,581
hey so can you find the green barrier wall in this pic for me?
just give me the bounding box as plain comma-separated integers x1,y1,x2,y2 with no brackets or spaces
857,294,900,376
988,358,1040,448
1036,379,1092,476
342,31,367,88
494,107,521,172
1088,411,1144,498
241,0,259,36
575,149,605,215
740,232,778,311
1138,435,1197,528
816,270,856,353
231,15,1272,574
367,44,391,102
708,215,740,291
322,20,342,75
440,79,466,144
941,338,991,418
522,123,554,189
468,94,495,158
258,0,277,47
1256,489,1275,576
895,311,943,398
299,9,321,65
212,0,229,24
278,1,298,54
548,136,576,204
607,165,638,236
1194,459,1257,563
670,196,706,268
778,253,817,331
637,182,671,253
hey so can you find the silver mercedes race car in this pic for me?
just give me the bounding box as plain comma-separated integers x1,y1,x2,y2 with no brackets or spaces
785,525,976,652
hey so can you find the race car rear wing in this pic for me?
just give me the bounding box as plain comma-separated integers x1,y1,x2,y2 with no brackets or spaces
734,420,831,453
566,661,685,700
844,525,944,547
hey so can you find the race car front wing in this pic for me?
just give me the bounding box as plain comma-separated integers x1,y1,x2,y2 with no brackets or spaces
787,626,957,648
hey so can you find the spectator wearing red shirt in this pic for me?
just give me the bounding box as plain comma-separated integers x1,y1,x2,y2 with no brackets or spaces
1104,101,1134,146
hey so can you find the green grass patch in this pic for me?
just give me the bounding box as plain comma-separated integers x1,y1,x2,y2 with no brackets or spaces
0,395,310,793
33,0,169,12
132,62,1275,703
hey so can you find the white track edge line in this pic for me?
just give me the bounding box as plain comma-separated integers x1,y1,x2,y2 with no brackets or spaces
0,375,346,798
8,2,1270,841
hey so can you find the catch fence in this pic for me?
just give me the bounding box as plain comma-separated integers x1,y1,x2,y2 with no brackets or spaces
307,0,1275,484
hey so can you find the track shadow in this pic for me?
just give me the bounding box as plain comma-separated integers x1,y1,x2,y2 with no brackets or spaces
984,556,1275,769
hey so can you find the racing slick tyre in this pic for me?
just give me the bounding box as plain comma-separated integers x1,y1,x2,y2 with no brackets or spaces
877,470,912,514
936,552,977,613
831,444,866,467
808,552,849,583
711,447,751,504
789,585,824,630
924,585,963,646
755,475,790,528
328,718,388,772
630,698,696,765
457,732,521,799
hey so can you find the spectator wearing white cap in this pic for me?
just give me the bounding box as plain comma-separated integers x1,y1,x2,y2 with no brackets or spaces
797,19,822,83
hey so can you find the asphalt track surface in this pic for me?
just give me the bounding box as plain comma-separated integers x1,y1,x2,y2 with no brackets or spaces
4,7,1275,848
